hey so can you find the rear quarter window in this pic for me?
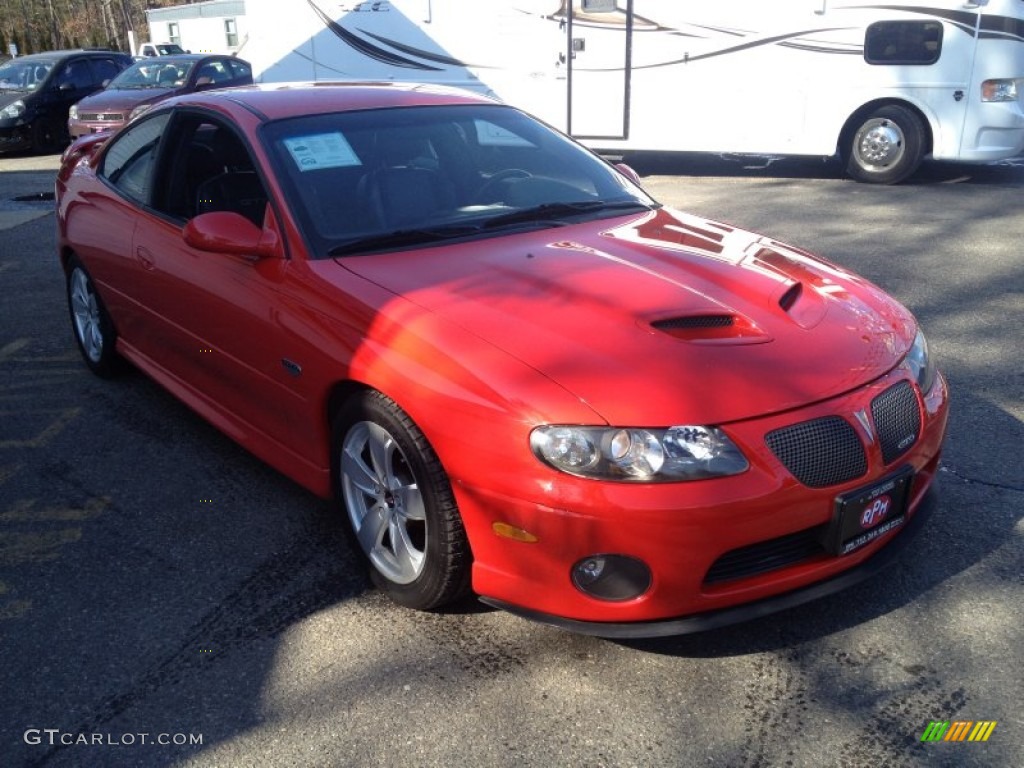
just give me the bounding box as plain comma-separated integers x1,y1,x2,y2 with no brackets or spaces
100,113,172,204
865,21,943,65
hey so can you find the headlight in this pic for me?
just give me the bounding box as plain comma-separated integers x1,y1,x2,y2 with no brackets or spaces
0,99,25,120
531,424,748,482
981,79,1019,103
905,329,937,394
68,104,79,120
129,103,153,121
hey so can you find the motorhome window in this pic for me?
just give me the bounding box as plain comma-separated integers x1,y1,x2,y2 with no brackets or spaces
865,21,942,65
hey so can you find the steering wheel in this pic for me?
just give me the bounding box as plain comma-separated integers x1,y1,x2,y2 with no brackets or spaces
477,168,532,202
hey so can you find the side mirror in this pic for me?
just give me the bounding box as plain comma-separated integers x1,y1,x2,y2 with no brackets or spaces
183,211,279,259
614,162,642,186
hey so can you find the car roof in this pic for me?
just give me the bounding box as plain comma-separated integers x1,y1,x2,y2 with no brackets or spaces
132,53,237,64
15,49,129,62
158,81,500,122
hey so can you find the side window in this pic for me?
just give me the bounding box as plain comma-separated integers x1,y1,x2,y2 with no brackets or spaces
195,61,232,86
91,58,125,86
55,60,94,90
100,113,171,204
865,21,943,65
227,59,252,81
157,116,267,225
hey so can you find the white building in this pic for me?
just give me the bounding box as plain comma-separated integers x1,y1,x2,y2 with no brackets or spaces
145,0,248,57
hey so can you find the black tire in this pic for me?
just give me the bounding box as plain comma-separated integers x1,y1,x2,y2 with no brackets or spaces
66,256,122,377
31,118,63,155
332,390,471,610
844,105,926,184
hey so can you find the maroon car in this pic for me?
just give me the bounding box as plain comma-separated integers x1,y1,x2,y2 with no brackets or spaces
67,54,251,139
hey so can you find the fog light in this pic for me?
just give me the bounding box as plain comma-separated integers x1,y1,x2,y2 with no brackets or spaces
571,554,651,601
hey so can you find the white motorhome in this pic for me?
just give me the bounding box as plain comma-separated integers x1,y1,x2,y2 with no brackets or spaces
245,0,1024,182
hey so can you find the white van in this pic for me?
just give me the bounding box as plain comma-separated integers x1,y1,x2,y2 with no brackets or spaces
245,0,1024,182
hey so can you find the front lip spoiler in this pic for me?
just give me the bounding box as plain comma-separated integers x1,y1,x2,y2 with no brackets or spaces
479,485,937,639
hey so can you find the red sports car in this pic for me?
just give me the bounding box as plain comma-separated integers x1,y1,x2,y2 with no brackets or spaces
56,83,948,637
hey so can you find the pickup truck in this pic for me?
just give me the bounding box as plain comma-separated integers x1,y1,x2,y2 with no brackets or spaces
137,42,188,58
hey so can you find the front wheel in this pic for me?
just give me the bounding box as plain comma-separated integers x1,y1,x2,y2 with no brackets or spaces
31,118,63,154
845,105,926,184
332,390,471,610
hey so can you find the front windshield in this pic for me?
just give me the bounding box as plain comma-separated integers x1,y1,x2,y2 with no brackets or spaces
109,59,193,89
263,103,656,257
0,59,53,92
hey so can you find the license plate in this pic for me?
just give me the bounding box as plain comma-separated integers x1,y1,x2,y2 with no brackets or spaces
828,468,913,555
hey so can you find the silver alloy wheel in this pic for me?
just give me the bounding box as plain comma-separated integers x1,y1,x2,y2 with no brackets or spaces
853,118,906,172
340,420,427,585
70,267,104,363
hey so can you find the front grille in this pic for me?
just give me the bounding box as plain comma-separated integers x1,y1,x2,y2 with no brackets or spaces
871,381,921,465
705,525,827,584
766,416,867,488
80,112,125,122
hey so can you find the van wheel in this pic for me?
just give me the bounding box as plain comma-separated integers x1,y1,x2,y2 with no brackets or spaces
845,105,926,184
332,390,471,610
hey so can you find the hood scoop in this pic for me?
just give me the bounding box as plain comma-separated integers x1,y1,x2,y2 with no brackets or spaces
650,313,771,345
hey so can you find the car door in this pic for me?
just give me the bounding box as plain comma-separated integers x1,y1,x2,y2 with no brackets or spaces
71,111,172,343
125,111,312,458
51,58,97,126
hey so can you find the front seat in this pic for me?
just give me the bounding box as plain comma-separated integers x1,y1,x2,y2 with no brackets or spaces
194,131,267,225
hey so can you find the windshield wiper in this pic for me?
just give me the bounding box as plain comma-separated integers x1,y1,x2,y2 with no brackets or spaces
482,199,650,230
328,224,482,256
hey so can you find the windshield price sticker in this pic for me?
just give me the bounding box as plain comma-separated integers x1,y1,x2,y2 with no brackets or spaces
283,133,362,171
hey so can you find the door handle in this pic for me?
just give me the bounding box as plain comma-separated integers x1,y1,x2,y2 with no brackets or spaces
136,246,155,271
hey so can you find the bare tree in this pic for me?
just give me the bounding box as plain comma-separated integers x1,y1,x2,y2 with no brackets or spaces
0,0,185,55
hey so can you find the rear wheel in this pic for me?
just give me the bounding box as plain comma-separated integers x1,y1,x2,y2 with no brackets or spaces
66,257,121,377
845,105,926,185
332,390,471,610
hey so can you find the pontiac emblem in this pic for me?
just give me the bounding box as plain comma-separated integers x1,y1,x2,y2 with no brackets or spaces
854,409,875,443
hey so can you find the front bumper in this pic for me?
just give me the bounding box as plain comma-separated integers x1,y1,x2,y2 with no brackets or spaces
461,368,949,628
68,120,121,140
482,485,936,638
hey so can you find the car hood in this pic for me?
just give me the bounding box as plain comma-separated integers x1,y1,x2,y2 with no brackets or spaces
337,207,916,425
75,87,175,112
0,90,30,109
